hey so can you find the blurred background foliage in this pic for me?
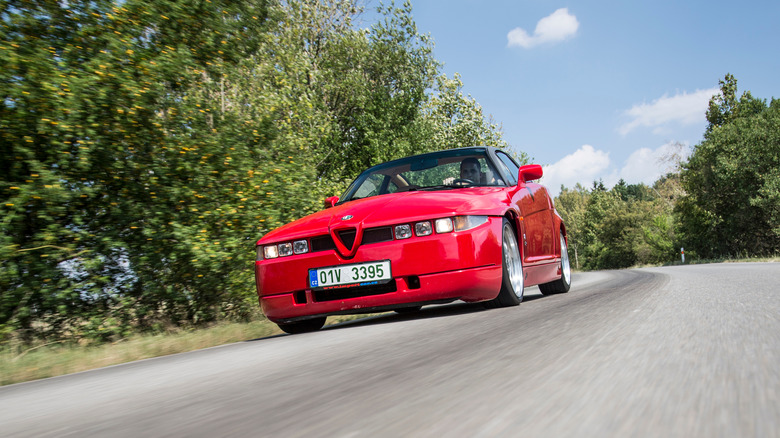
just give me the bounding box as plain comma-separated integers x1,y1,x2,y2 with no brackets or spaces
0,0,510,344
1,1,777,345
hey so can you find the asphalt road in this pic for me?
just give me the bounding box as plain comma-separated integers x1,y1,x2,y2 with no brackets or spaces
1,263,778,437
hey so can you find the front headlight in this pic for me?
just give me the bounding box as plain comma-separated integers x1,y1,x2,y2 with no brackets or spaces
414,221,433,236
263,245,279,259
434,218,454,233
278,242,293,257
395,224,412,239
434,216,488,233
293,239,309,254
260,239,310,261
453,216,489,231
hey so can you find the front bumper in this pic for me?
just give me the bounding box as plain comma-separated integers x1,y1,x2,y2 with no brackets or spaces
255,217,504,322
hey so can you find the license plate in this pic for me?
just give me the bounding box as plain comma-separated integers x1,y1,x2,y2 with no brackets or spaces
309,260,392,289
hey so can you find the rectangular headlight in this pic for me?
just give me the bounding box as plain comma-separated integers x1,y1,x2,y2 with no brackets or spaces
263,245,279,259
293,239,309,254
395,224,412,239
278,242,293,257
415,221,432,236
435,218,454,233
256,245,264,261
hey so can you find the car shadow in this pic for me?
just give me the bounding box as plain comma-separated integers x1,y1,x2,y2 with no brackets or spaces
325,302,487,331
247,288,549,340
324,288,547,331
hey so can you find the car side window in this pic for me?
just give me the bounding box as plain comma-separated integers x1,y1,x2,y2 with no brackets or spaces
354,174,385,199
496,152,519,185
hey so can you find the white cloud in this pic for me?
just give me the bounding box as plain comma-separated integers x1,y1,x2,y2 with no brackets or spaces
507,8,579,49
541,142,690,197
619,88,718,135
541,145,611,194
618,141,690,183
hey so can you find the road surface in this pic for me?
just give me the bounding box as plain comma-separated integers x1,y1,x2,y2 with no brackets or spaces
1,263,778,437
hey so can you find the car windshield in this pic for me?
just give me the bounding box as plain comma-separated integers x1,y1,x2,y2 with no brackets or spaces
339,149,506,203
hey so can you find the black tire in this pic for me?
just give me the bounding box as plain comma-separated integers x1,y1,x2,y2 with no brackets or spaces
539,232,572,295
394,306,422,314
277,317,326,334
485,218,524,308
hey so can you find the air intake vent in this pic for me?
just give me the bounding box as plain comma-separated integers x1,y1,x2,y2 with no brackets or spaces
337,229,357,250
361,227,393,245
310,235,336,252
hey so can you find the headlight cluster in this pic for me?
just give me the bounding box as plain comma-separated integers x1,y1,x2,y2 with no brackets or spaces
258,239,309,261
394,215,488,240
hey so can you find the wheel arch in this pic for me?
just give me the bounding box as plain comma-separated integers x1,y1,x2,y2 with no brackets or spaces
555,213,568,255
502,210,524,258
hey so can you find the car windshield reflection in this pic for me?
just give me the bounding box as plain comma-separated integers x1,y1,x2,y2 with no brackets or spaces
339,149,506,204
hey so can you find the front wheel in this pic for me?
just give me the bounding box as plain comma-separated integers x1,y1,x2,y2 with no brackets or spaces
485,218,524,308
539,232,571,295
277,317,326,334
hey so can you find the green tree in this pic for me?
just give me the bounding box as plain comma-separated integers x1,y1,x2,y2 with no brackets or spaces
555,184,589,269
313,1,441,181
580,189,642,269
705,73,766,134
1,0,144,341
1,0,275,341
418,73,513,153
678,74,780,257
639,174,683,263
563,179,680,270
613,178,653,202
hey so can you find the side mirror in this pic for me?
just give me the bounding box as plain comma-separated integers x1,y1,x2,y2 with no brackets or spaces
323,196,339,209
518,164,543,183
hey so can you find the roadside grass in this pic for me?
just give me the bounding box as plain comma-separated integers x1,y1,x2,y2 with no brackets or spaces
0,314,377,387
661,255,780,267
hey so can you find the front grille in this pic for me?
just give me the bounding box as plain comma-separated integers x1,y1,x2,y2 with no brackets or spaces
310,235,336,252
361,226,393,245
312,280,397,302
310,226,393,253
337,229,357,250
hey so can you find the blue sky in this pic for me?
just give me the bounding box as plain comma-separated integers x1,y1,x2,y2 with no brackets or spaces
366,0,779,195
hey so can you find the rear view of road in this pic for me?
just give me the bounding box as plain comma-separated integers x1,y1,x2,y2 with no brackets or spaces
1,263,778,437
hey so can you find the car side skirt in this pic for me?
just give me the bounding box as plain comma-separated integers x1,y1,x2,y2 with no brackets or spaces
524,260,562,287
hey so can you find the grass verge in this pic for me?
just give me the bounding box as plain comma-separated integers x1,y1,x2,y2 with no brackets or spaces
0,314,376,387
661,255,780,267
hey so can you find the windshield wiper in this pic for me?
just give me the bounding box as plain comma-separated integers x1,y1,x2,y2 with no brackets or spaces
418,184,462,191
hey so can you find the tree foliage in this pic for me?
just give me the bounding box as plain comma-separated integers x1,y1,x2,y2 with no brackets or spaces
678,74,780,257
555,75,778,270
555,177,682,271
554,184,588,269
0,0,510,343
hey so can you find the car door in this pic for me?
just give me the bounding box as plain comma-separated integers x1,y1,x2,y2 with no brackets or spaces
518,182,555,264
495,151,556,265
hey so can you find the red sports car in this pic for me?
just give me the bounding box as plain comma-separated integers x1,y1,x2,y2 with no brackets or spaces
255,147,571,333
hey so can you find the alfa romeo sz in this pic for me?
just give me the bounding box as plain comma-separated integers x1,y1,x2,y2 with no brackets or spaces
255,147,571,333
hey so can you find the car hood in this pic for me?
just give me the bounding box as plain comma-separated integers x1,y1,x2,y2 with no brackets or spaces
258,187,511,245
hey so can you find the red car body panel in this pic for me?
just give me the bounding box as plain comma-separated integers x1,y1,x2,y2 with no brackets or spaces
257,217,504,322
254,147,567,324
